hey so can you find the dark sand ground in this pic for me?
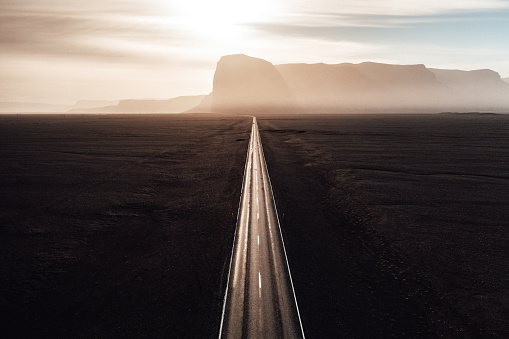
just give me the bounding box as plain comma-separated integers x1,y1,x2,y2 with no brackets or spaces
258,114,509,338
0,114,251,338
1,113,508,338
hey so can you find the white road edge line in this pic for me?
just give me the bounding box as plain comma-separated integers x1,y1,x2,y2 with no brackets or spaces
218,117,305,338
259,122,306,339
218,119,255,338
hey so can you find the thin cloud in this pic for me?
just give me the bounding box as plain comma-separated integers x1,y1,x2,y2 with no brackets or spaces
0,1,184,63
268,1,509,29
279,0,509,17
252,11,508,47
0,0,160,17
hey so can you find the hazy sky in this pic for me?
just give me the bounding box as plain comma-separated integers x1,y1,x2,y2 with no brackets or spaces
2,0,509,105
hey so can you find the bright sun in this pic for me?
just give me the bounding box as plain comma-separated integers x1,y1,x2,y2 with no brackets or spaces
167,0,278,43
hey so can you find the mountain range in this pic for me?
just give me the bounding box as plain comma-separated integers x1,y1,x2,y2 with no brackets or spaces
189,54,509,114
2,55,508,114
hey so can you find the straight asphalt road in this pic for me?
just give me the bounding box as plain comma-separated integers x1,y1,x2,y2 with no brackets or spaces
219,117,305,338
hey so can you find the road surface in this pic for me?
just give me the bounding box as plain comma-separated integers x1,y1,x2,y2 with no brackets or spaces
219,117,305,338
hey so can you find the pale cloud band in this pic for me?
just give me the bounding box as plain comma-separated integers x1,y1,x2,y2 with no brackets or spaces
279,0,509,17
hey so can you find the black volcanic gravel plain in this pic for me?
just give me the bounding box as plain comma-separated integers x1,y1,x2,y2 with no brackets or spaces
258,113,509,338
0,114,251,337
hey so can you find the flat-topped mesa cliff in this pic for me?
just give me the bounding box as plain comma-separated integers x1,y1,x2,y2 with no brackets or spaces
276,62,456,113
429,69,509,111
210,54,300,114
189,54,509,114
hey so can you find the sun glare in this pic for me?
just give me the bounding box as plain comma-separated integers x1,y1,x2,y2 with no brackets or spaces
166,0,277,43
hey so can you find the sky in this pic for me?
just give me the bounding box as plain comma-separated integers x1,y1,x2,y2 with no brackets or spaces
1,0,509,105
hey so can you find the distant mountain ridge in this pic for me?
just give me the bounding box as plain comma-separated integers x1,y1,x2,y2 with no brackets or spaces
189,54,509,113
0,102,70,113
4,55,508,114
69,95,206,113
69,100,119,110
0,96,206,114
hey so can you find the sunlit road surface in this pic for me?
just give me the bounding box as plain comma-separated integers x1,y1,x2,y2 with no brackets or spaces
219,117,305,338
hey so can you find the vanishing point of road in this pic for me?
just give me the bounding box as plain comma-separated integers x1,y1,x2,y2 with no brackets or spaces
219,117,305,338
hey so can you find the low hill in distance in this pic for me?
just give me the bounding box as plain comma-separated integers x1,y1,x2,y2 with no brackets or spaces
0,97,205,114
68,95,206,113
68,100,119,111
189,54,509,114
0,102,70,113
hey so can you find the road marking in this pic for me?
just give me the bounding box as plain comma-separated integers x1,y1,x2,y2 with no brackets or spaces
218,120,255,338
219,117,305,338
259,125,306,339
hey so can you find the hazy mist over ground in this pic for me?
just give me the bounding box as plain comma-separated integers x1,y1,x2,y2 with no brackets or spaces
189,54,509,114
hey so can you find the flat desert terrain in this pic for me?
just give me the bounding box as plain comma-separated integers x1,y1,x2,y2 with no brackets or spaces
0,114,251,337
258,113,509,338
1,113,508,338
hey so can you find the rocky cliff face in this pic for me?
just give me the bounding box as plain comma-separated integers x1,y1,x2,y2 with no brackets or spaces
189,55,509,114
429,69,509,111
210,54,299,114
276,62,456,113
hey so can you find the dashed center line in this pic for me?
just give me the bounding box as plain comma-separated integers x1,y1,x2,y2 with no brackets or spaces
219,117,305,338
